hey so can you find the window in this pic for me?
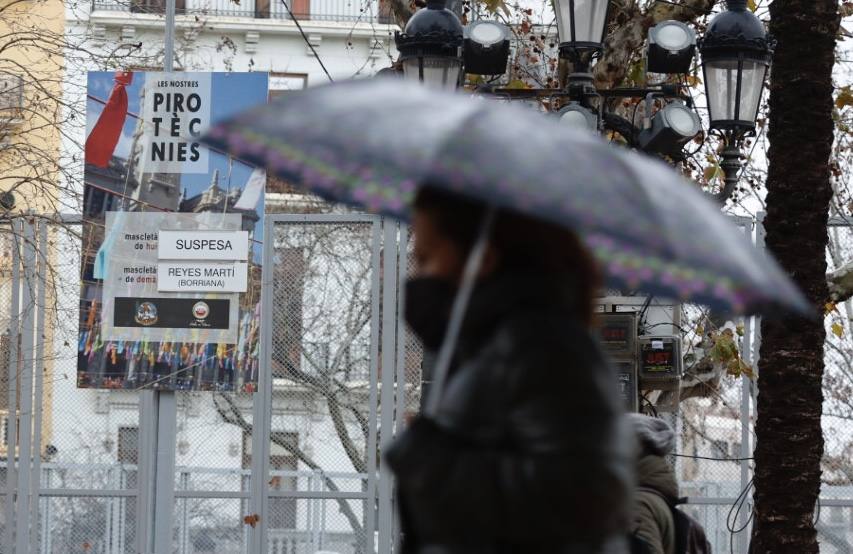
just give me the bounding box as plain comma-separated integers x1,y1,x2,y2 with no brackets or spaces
118,426,139,465
378,0,393,23
130,0,184,13
711,439,729,458
269,73,308,101
0,74,23,115
273,247,305,379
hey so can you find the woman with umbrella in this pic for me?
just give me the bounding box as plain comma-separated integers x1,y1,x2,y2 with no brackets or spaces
202,78,808,554
384,187,634,553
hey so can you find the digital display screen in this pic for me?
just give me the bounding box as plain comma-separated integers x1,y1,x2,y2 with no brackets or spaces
596,316,634,352
641,342,676,374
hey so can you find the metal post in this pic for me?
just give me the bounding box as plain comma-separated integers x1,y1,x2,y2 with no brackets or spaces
391,226,409,546
4,218,21,553
15,219,36,554
164,0,176,73
394,226,408,435
28,222,47,549
365,219,382,554
153,391,177,553
738,314,753,554
136,391,157,554
249,216,275,553
147,3,180,552
378,221,398,553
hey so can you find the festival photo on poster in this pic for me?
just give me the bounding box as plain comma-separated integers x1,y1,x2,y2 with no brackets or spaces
78,71,268,392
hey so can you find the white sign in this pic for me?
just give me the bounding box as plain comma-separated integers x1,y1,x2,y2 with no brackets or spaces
158,230,249,261
157,261,248,293
141,72,212,174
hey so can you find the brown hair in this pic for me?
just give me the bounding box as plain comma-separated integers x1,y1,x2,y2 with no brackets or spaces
413,187,601,326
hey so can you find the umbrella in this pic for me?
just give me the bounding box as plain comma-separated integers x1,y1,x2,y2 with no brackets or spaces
203,78,807,317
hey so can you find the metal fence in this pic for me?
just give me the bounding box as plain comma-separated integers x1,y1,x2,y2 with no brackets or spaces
91,0,395,24
0,212,852,553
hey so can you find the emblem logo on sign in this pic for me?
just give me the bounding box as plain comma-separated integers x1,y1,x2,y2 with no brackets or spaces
135,302,159,326
192,301,210,320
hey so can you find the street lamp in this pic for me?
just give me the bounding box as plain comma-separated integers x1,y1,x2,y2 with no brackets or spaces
647,20,696,74
556,101,599,131
699,0,774,198
395,0,464,90
700,0,773,132
463,20,511,76
554,0,611,63
638,101,702,159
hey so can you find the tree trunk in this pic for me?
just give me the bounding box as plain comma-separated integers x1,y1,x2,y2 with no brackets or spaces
751,1,839,552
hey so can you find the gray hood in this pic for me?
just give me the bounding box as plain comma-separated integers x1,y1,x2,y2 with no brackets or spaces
627,414,676,457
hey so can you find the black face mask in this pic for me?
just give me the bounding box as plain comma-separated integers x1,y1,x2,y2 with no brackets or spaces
404,277,457,351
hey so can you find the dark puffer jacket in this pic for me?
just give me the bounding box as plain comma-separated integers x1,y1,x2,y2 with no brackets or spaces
385,271,634,554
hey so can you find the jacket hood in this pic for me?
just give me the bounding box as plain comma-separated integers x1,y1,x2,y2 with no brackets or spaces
627,414,676,456
637,454,679,500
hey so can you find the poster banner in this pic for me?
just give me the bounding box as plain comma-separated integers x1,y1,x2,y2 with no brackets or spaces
79,71,268,392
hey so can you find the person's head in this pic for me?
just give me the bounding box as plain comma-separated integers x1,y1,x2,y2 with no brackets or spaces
627,414,675,458
411,186,600,326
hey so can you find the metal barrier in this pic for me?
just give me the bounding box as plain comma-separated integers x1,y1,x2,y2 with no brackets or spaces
0,213,852,553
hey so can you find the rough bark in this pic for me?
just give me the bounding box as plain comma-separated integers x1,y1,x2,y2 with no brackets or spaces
751,1,839,552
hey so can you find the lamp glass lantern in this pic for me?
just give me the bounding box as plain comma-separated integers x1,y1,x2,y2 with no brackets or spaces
401,57,463,90
554,0,612,56
395,0,464,90
556,101,599,131
699,0,773,132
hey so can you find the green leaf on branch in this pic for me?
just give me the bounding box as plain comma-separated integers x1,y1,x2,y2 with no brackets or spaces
832,322,844,338
709,329,738,364
747,0,757,11
836,86,853,109
703,164,721,183
483,0,509,16
727,357,754,379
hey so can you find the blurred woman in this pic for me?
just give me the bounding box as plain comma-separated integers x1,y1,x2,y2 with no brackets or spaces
385,187,634,554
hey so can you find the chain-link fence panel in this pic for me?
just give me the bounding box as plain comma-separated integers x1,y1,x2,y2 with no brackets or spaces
264,498,369,554
173,497,245,553
399,229,424,421
37,495,135,554
36,221,138,553
824,222,853,507
816,504,853,553
265,216,380,554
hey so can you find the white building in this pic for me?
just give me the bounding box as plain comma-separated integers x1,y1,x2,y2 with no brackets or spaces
37,4,403,552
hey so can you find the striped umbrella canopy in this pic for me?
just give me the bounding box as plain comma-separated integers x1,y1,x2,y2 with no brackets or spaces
202,78,808,317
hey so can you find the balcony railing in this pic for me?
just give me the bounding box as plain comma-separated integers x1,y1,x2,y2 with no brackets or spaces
92,0,395,23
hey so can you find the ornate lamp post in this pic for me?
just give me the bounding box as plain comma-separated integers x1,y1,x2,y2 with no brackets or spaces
393,0,772,194
700,0,774,198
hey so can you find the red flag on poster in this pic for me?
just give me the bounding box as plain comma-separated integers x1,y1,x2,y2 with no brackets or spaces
85,71,133,168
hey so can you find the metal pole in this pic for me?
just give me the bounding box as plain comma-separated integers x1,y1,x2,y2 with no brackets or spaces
15,219,36,554
738,314,753,554
28,222,47,548
148,2,179,551
153,391,177,554
378,221,398,553
365,219,382,554
164,0,176,73
4,218,21,553
249,216,275,552
136,392,157,554
394,226,408,434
